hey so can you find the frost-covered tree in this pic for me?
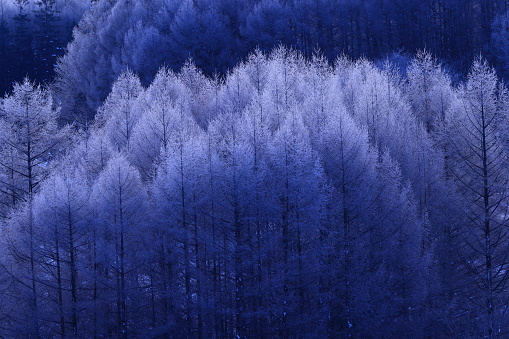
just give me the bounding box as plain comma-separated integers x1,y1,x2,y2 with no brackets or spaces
316,94,433,337
149,118,205,337
95,70,144,152
318,105,378,337
0,201,43,337
207,109,256,338
78,127,114,182
32,168,91,337
260,47,306,132
91,153,147,337
270,112,325,337
0,78,70,206
54,0,160,122
0,80,71,335
178,61,218,127
406,51,454,133
129,67,191,177
445,58,509,338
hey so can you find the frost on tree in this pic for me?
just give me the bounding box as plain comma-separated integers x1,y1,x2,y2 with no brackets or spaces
446,58,509,338
0,78,70,208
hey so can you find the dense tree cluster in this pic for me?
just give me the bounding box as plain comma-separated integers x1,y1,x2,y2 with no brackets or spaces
1,49,509,338
54,0,509,124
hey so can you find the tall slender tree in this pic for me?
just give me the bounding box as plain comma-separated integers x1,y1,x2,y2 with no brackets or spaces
32,168,91,337
91,153,147,337
446,57,509,338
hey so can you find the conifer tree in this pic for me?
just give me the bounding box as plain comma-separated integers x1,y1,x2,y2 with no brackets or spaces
446,58,509,338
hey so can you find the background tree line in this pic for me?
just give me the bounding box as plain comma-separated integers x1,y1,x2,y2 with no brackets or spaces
0,0,88,95
53,0,509,125
3,0,509,121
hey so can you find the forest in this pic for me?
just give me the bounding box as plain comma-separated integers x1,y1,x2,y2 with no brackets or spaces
1,0,509,338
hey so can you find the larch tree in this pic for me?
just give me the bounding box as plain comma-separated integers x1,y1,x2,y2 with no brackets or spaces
318,104,378,338
95,69,144,152
149,116,205,338
207,99,265,338
406,50,454,134
270,111,326,337
235,103,279,338
446,57,509,338
79,127,114,182
129,67,190,178
91,153,147,337
301,53,338,149
0,78,70,206
0,79,70,337
32,167,91,337
178,60,218,128
339,57,446,224
260,48,306,132
367,151,432,337
54,0,157,121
